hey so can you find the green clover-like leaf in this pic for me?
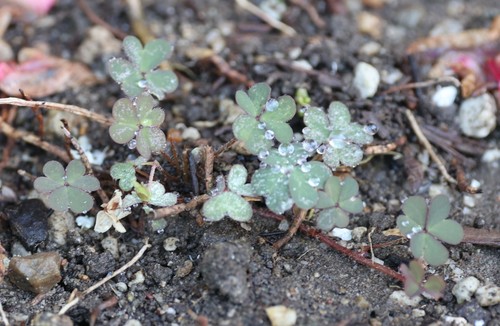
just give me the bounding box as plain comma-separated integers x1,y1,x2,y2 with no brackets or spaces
303,101,374,169
202,192,252,222
34,160,100,214
288,162,331,209
232,116,271,154
315,176,363,231
109,93,166,159
401,260,445,300
148,181,177,207
235,83,271,117
110,162,136,191
108,35,178,99
227,165,254,196
251,167,292,214
397,195,464,266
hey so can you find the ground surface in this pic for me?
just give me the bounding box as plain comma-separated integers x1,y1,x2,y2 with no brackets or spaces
0,0,499,325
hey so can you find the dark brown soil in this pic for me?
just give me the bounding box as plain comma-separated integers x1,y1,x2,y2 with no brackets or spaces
0,0,499,325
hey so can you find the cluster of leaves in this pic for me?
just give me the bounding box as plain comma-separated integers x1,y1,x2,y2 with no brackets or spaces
34,160,100,214
108,35,178,100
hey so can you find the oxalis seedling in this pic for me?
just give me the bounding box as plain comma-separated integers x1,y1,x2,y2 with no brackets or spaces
30,35,468,301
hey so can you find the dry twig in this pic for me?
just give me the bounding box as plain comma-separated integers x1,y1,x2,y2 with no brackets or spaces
235,0,297,36
382,76,461,95
272,208,307,250
0,98,112,125
405,109,456,184
153,194,210,219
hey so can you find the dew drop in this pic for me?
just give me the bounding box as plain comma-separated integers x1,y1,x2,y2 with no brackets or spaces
328,134,346,149
137,80,147,88
278,144,288,156
316,144,326,154
302,127,311,135
302,139,318,152
363,123,378,135
128,139,137,149
257,122,267,129
307,177,320,187
258,150,270,160
299,106,309,114
265,98,279,112
259,162,268,169
264,130,275,140
286,144,295,154
401,220,409,227
300,163,312,173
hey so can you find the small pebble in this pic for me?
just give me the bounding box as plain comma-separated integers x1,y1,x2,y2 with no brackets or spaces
7,199,51,250
475,284,500,307
265,305,297,326
357,11,383,39
355,296,371,309
31,312,73,326
8,252,62,294
432,86,458,107
163,237,180,252
358,41,382,56
481,148,500,166
452,276,480,304
388,290,421,307
123,319,142,326
459,93,497,138
412,309,426,318
75,215,95,229
443,316,468,325
329,228,352,241
115,282,128,293
128,270,145,286
181,127,201,140
176,260,194,278
353,62,380,99
49,211,75,246
352,227,367,242
101,236,119,259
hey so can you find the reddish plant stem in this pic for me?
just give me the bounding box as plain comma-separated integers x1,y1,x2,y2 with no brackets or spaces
255,207,405,283
273,208,307,250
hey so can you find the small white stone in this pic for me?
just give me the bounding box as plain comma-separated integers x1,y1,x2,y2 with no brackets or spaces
181,127,201,140
352,227,367,242
128,270,145,286
481,148,500,165
388,290,421,307
411,309,426,318
265,305,297,326
329,228,353,241
443,316,468,326
463,195,476,208
475,284,500,307
358,41,381,56
75,215,95,229
432,86,458,107
459,93,497,138
452,276,481,304
353,62,380,99
163,237,180,252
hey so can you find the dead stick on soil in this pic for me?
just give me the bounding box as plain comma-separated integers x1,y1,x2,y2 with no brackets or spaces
289,0,326,28
0,118,70,162
204,146,214,191
0,301,9,326
272,208,307,250
0,98,112,126
153,194,210,219
405,109,457,184
382,76,461,95
58,240,151,315
235,0,297,36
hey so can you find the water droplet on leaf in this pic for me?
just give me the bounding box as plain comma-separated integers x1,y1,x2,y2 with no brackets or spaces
264,130,275,140
258,122,267,129
316,145,326,154
300,163,312,173
307,177,320,187
302,139,318,152
258,150,270,160
137,80,147,88
265,98,279,112
128,139,137,149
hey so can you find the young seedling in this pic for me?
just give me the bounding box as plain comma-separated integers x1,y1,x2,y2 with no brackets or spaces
110,157,147,192
397,195,464,266
109,93,167,159
202,165,253,222
123,181,178,212
400,260,445,300
108,35,178,99
315,176,363,232
34,160,100,214
302,102,375,168
233,83,296,155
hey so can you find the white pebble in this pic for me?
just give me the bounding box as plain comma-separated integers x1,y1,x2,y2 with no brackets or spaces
388,290,421,307
463,195,476,208
432,86,458,107
75,215,95,229
181,127,201,140
475,284,500,307
352,227,367,242
329,228,353,241
452,276,480,304
265,305,297,326
128,270,145,286
481,148,500,165
443,316,468,326
163,237,180,252
459,93,497,138
353,62,380,99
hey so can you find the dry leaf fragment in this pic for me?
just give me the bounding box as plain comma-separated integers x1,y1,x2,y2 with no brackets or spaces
0,48,97,98
94,190,130,233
